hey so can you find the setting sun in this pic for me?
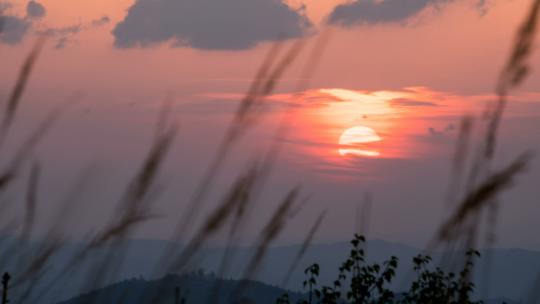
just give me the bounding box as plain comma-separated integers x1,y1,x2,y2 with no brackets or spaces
338,125,382,157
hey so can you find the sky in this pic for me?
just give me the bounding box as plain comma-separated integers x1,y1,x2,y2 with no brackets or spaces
1,0,540,250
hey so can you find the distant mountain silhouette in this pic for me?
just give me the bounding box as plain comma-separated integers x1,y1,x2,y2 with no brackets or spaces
1,238,537,303
57,272,304,304
57,272,517,304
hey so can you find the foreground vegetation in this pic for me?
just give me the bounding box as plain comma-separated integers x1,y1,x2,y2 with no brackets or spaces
278,235,481,304
47,234,487,304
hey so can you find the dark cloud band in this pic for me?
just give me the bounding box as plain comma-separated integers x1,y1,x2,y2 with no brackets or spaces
112,0,312,50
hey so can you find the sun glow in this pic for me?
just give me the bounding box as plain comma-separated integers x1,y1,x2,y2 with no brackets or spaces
266,87,480,172
338,126,382,157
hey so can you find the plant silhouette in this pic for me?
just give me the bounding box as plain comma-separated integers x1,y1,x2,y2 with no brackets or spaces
1,273,10,304
277,235,481,304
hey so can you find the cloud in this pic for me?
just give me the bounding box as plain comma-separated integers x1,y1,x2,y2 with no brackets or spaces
91,16,110,27
112,0,312,50
41,24,82,37
42,16,109,49
53,36,69,49
0,1,109,48
390,98,438,107
37,16,109,49
427,123,455,138
0,15,30,45
26,0,46,19
328,0,486,27
0,1,38,45
37,24,81,48
0,2,38,44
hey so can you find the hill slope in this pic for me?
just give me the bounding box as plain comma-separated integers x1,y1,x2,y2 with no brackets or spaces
57,273,303,304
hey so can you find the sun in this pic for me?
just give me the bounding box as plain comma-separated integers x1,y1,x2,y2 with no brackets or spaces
338,126,382,157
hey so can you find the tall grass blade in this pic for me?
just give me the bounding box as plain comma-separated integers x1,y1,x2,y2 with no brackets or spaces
281,210,326,287
0,38,45,146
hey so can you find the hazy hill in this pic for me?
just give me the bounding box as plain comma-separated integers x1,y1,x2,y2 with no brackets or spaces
57,272,304,304
57,272,517,304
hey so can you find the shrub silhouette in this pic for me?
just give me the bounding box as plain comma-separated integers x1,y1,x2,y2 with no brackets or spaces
278,234,481,304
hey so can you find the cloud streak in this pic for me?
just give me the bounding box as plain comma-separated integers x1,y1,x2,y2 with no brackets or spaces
328,0,487,27
390,98,439,107
0,1,109,48
41,16,109,49
112,0,312,50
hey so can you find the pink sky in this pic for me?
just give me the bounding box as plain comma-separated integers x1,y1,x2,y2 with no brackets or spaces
2,0,539,96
